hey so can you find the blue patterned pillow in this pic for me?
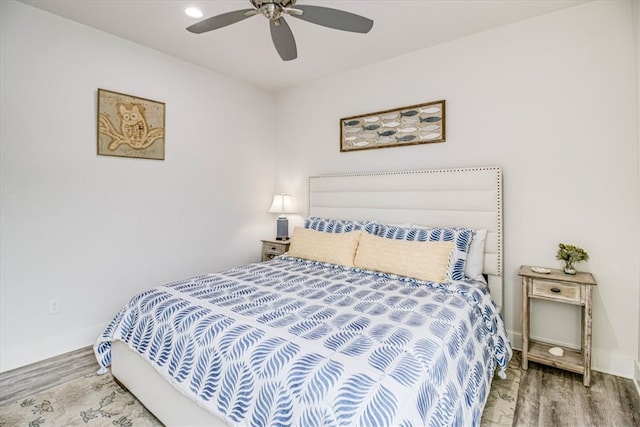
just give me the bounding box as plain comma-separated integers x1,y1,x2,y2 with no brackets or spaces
375,224,473,281
304,216,378,235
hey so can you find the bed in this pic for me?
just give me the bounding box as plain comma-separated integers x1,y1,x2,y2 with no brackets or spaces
95,167,511,426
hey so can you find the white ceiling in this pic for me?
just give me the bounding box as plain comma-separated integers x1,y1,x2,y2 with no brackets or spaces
18,0,587,91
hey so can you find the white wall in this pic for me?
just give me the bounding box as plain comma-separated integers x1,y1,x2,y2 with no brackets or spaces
633,0,640,392
0,1,276,371
275,0,639,378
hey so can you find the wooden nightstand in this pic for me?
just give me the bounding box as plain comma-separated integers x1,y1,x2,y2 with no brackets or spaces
261,239,290,261
518,265,597,386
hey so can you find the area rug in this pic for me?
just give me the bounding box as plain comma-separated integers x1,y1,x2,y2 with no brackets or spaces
0,372,161,427
1,354,520,426
481,351,522,426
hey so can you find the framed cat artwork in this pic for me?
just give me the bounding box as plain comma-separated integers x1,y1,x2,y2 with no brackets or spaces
97,89,165,160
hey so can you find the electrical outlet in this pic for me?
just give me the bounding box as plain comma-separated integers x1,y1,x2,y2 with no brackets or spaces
49,298,60,314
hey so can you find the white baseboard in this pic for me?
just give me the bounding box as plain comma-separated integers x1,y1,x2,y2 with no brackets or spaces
0,322,107,373
507,330,635,379
508,330,523,352
635,359,640,397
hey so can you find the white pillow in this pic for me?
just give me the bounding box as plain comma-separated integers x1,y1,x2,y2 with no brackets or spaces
464,229,487,281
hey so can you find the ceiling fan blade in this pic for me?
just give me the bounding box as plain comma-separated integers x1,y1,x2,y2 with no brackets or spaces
270,18,297,61
291,5,373,34
186,9,257,34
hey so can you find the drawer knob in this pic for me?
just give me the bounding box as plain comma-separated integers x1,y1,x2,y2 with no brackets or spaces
550,287,561,293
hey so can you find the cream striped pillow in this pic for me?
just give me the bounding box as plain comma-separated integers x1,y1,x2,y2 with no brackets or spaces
287,227,361,267
354,232,454,282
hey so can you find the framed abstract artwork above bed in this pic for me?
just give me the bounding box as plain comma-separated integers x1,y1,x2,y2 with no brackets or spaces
94,166,510,427
340,100,445,152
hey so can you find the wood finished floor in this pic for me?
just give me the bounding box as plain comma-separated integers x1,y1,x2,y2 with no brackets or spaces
0,346,97,407
1,347,639,426
514,359,640,426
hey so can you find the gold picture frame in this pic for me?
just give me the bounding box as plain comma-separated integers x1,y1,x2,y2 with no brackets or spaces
340,100,445,152
97,88,165,160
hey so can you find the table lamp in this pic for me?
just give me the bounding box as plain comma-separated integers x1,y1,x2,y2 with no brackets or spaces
268,193,295,240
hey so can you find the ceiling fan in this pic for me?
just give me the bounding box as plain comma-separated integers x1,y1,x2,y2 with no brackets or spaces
186,0,374,61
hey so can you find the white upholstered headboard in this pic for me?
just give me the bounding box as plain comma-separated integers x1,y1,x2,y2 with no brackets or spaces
308,167,503,308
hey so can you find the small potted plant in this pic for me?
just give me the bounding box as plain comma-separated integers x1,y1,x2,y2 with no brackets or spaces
556,243,589,275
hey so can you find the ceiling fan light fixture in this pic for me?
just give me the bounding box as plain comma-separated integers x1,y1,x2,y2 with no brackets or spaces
260,4,282,20
251,0,297,11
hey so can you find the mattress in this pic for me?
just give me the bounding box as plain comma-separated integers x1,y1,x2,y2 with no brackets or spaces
95,256,511,426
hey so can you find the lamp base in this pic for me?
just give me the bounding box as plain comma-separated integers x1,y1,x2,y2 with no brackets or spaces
275,217,289,240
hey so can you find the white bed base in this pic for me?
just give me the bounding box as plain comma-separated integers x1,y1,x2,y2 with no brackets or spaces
111,341,224,426
110,166,503,426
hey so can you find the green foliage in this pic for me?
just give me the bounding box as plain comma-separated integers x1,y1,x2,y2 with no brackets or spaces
556,243,589,264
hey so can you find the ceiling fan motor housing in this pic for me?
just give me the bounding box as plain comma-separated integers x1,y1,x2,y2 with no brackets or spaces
251,0,297,20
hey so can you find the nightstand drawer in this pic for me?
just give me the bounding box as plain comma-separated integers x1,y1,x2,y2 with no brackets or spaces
531,279,581,303
264,244,286,254
261,239,290,262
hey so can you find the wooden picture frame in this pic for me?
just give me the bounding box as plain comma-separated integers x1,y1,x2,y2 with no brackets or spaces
97,88,165,160
340,100,445,152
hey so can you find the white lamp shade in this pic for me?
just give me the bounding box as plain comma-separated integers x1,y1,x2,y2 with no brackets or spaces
268,194,295,215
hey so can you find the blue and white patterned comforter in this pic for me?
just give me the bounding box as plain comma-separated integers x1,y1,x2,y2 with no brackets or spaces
95,256,511,427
